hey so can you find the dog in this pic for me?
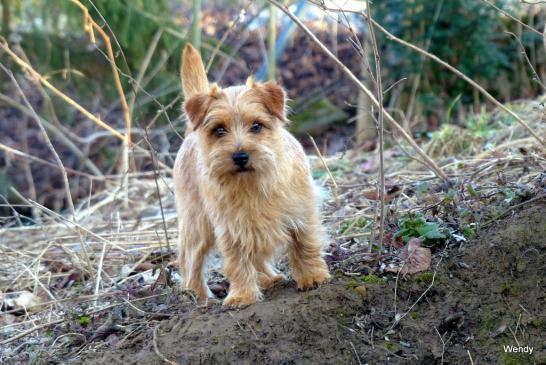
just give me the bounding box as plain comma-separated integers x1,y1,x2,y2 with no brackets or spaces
174,44,330,306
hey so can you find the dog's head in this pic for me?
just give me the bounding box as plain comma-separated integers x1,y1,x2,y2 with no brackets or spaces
180,44,288,185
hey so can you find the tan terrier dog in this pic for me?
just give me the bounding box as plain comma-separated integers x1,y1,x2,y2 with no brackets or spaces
174,44,330,306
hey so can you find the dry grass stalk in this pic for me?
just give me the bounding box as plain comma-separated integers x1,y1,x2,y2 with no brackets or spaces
0,38,124,140
0,142,98,179
365,0,386,257
309,135,339,205
266,0,448,181
68,0,134,204
0,38,172,173
1,64,93,273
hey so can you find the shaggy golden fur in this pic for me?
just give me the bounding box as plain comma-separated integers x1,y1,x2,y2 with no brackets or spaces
174,44,330,306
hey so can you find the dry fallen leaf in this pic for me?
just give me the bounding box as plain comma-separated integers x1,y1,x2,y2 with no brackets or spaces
362,185,401,202
386,238,432,275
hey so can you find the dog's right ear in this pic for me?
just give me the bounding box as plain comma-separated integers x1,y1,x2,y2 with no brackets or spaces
181,44,209,98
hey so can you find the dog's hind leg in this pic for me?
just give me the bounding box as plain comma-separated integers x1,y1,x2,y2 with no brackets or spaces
288,215,331,290
255,260,284,290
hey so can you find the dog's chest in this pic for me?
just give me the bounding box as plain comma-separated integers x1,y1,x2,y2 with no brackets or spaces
206,189,300,245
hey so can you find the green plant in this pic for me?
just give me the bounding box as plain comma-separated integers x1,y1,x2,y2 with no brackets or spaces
395,214,446,247
78,315,91,326
467,110,494,138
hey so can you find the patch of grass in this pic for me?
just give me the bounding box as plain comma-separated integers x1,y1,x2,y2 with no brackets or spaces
530,318,544,329
345,274,387,289
461,224,477,240
502,349,530,365
339,216,368,235
360,274,387,285
468,110,494,138
414,272,434,284
78,315,91,326
499,283,523,297
410,312,421,320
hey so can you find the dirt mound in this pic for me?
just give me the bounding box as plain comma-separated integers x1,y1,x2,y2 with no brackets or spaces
73,199,546,365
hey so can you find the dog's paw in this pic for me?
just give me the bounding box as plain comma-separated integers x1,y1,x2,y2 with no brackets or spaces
259,274,285,290
222,292,259,307
296,270,330,290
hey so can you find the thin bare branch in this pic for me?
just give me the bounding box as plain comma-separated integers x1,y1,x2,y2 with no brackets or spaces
266,0,448,181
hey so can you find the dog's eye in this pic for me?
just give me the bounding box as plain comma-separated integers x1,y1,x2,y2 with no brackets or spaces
250,122,263,134
212,126,227,138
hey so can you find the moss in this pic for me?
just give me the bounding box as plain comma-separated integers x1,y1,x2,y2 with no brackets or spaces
360,274,387,285
385,342,401,353
499,283,523,297
512,227,530,241
415,272,434,284
337,312,352,327
515,258,526,273
410,312,421,320
530,318,545,329
502,350,530,365
345,279,359,290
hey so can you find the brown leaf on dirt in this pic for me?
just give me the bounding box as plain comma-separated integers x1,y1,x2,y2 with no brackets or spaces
386,238,432,275
362,185,401,202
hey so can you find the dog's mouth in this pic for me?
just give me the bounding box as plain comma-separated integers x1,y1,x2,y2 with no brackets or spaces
235,166,254,174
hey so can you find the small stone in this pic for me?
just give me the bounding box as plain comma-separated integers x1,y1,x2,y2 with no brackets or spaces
353,285,366,297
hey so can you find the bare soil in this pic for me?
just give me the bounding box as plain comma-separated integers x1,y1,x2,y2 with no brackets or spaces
72,200,545,365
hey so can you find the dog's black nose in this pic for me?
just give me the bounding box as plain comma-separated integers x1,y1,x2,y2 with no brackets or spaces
232,151,249,167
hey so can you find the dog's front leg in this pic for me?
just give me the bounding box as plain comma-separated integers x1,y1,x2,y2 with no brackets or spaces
219,237,262,306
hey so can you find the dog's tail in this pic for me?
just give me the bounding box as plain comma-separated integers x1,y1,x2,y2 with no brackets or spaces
180,44,209,99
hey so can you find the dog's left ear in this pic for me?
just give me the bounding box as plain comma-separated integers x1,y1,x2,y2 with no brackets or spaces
252,80,286,122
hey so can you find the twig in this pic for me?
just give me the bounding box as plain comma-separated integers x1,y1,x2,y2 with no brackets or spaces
390,246,446,329
267,0,448,181
434,326,453,364
153,326,181,365
0,37,172,173
309,1,546,148
365,0,386,258
0,142,99,179
467,350,475,365
128,28,164,116
364,15,546,148
0,38,123,140
206,7,248,72
482,194,545,227
0,92,103,176
309,135,339,204
480,0,542,35
0,294,166,345
506,30,546,90
349,341,362,365
68,0,132,181
1,64,93,272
